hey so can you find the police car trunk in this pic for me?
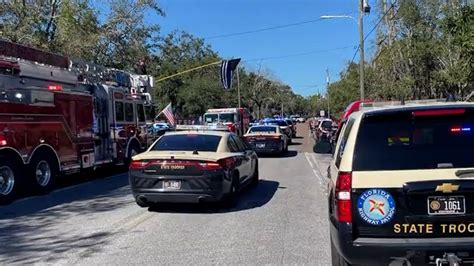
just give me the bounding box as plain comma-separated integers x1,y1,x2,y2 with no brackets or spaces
338,104,474,263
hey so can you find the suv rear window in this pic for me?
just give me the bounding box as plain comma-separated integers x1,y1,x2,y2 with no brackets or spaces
151,135,221,152
321,121,332,129
353,108,474,171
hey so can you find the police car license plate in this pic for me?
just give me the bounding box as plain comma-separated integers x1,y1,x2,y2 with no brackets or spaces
256,143,265,148
163,181,181,189
428,196,465,215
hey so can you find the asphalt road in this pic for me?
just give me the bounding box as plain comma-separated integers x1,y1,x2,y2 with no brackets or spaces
0,123,333,265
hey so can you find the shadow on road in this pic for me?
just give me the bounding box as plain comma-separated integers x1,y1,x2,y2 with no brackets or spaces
0,172,132,264
148,179,280,214
0,172,131,220
258,150,298,158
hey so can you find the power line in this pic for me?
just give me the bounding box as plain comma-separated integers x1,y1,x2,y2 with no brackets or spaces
204,13,355,40
243,46,352,63
204,18,325,40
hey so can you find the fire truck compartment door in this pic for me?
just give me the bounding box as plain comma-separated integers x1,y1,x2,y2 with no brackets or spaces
82,153,95,168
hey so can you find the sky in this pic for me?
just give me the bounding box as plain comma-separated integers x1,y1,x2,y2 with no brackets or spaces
148,0,379,97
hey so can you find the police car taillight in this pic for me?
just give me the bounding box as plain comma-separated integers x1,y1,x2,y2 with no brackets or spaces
335,171,352,223
129,160,149,170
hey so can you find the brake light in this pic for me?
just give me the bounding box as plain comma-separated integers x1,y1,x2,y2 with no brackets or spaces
335,171,352,223
198,162,222,170
48,85,62,91
0,135,6,146
412,108,465,117
218,157,236,170
129,160,149,170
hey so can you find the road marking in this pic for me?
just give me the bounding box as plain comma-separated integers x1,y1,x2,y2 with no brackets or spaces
305,152,328,195
304,152,315,169
304,153,321,180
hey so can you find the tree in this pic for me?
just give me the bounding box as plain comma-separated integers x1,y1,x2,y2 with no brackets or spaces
95,0,164,69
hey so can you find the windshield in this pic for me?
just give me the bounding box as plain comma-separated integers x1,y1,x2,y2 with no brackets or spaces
151,134,221,152
219,113,235,123
249,126,277,133
353,109,474,171
204,114,218,123
204,113,235,123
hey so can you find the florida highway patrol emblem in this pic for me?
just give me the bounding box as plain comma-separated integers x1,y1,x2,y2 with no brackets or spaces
357,189,396,225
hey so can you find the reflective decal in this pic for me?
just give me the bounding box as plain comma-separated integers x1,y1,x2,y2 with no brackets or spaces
357,189,396,225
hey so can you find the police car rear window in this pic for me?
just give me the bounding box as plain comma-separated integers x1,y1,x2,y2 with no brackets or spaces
151,135,221,152
353,108,474,171
249,126,277,133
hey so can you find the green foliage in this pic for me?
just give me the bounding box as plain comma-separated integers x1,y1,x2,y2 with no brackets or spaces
327,1,473,117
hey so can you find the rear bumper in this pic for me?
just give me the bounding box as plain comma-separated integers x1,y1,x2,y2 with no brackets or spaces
134,192,221,203
249,141,284,153
331,221,474,265
129,171,231,204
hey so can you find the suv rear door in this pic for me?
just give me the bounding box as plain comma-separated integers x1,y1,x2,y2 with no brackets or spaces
351,106,474,238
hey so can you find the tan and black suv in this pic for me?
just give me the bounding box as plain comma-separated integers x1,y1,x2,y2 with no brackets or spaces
328,101,474,266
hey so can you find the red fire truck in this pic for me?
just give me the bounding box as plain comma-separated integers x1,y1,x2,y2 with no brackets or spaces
0,40,155,204
203,108,251,136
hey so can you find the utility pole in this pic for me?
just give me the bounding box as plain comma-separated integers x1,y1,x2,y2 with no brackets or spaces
237,66,241,108
326,68,330,118
359,0,365,100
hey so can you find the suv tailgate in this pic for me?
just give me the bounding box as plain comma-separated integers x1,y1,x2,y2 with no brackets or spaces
350,106,474,239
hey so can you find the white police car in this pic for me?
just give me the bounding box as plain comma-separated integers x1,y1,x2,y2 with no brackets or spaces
328,101,474,265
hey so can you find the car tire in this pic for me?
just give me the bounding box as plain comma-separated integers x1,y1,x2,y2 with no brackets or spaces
222,172,239,207
250,161,259,188
29,152,58,195
0,156,22,205
331,239,351,266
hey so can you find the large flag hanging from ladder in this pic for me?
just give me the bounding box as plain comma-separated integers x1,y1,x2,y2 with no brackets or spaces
220,58,241,90
158,103,175,126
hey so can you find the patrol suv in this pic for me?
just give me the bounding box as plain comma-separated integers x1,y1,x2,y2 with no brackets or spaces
328,101,474,265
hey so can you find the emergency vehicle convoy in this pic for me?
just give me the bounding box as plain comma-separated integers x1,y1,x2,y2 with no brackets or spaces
203,108,250,136
0,40,155,204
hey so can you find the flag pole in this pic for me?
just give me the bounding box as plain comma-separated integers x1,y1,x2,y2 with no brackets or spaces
237,66,241,108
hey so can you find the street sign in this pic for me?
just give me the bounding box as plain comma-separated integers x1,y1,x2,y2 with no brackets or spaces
320,110,325,117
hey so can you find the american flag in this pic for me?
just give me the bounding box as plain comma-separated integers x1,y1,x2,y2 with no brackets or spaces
159,103,175,126
220,58,241,90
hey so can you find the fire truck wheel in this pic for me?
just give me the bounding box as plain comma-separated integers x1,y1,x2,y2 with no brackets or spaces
29,153,58,194
0,157,22,205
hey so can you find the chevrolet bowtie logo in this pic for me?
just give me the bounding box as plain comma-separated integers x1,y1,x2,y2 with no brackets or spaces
436,183,460,193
